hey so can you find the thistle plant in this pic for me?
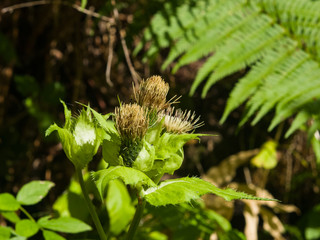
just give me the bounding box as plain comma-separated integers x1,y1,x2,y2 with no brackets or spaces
44,75,276,240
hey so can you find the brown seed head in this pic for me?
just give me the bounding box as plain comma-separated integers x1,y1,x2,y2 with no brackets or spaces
134,75,178,111
160,107,204,134
115,103,148,141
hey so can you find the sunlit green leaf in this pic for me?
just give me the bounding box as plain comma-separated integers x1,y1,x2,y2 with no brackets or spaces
156,133,202,159
89,107,117,136
38,216,92,233
81,0,87,9
0,193,20,211
1,211,20,223
107,180,135,235
251,140,278,169
16,180,54,205
0,226,11,240
9,237,27,240
133,140,156,172
144,177,277,206
15,219,39,237
93,166,156,198
42,230,66,240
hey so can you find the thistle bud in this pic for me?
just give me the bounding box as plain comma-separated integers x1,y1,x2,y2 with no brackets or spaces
134,75,169,111
115,103,149,166
46,100,103,169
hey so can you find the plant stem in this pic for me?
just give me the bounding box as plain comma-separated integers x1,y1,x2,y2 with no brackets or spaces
126,195,146,240
76,167,108,240
20,206,36,222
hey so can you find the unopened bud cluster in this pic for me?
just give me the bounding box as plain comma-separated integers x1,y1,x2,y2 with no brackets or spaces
115,75,202,167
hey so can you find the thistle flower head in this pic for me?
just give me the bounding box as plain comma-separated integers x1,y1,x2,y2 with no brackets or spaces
115,103,148,141
160,107,204,134
134,75,178,112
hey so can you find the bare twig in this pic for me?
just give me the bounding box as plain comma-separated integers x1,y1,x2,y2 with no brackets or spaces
1,0,50,13
1,0,115,24
106,27,116,87
111,0,139,86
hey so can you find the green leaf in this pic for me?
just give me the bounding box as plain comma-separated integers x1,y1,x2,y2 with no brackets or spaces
160,148,184,175
93,166,156,198
102,138,121,166
143,177,276,206
9,237,26,240
107,180,135,235
1,211,20,223
14,75,39,98
38,216,92,233
0,193,20,211
0,226,11,240
156,133,204,159
311,136,320,166
89,107,117,136
16,181,55,205
81,0,87,9
52,178,89,221
15,219,39,237
42,230,66,240
251,140,278,169
133,140,156,172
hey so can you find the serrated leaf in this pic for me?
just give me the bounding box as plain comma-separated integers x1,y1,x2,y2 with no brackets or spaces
1,211,20,223
0,193,20,211
38,216,92,233
15,219,39,237
16,181,54,205
42,230,66,240
107,180,135,235
89,107,117,136
0,226,11,240
144,177,276,206
93,166,156,198
156,133,205,159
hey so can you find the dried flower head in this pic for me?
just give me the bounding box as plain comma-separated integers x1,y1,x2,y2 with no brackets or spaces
160,107,204,134
115,103,148,141
134,75,179,111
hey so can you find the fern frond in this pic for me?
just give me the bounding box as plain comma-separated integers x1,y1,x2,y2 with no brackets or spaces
221,39,296,123
175,4,262,73
201,21,285,97
247,46,308,125
162,0,247,70
137,0,320,140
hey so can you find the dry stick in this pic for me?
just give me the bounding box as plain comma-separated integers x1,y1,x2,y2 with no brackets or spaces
111,0,139,87
106,27,116,87
1,0,115,24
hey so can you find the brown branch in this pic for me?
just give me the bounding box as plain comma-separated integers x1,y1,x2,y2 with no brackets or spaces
111,0,139,86
1,0,115,24
106,27,116,87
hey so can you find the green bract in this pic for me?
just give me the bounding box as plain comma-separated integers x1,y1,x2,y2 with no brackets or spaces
100,115,205,177
46,100,103,169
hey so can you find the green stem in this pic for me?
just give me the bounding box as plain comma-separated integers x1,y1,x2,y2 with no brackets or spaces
20,206,36,222
76,167,108,240
126,195,146,240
